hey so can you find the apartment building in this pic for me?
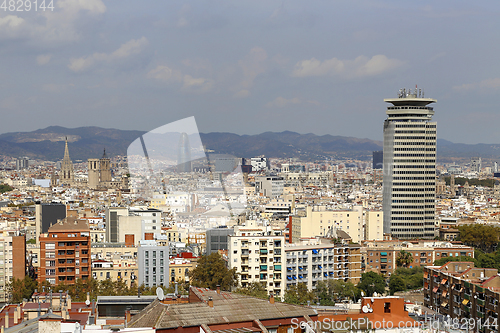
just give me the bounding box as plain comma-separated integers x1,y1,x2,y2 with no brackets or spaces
424,262,500,333
229,233,285,299
105,207,163,245
255,176,284,198
38,217,91,285
0,235,26,302
169,257,195,284
137,241,169,288
91,259,138,286
364,240,474,276
365,210,384,241
284,242,362,290
291,206,366,243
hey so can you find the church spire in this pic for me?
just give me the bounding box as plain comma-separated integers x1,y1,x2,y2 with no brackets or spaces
63,137,71,162
61,137,74,185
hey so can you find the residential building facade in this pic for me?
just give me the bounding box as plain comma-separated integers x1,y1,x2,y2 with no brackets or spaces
38,217,91,285
284,242,362,290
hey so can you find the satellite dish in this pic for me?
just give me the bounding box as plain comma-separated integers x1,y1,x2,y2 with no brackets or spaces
85,299,90,306
373,292,378,297
156,287,165,301
371,297,375,303
361,291,365,297
362,305,369,313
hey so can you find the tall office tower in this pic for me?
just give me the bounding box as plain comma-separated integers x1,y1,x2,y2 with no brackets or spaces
372,151,383,169
177,132,191,172
60,138,75,185
382,88,437,239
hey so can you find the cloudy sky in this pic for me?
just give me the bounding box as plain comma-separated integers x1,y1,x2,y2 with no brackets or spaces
1,0,500,144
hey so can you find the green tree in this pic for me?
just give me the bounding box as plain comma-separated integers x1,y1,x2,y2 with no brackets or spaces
434,255,476,267
389,275,406,295
0,184,13,193
357,272,385,297
235,282,268,299
396,250,413,268
189,252,238,291
314,280,360,305
8,276,38,303
459,224,500,253
284,282,314,305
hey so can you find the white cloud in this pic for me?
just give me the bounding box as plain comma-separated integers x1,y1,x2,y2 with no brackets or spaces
453,78,500,91
292,54,404,78
68,37,149,72
182,75,214,93
0,15,24,29
147,65,182,82
266,97,301,108
36,54,52,66
147,65,213,93
0,0,106,42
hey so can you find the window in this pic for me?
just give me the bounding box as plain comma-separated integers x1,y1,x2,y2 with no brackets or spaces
384,302,391,313
45,243,55,250
145,251,149,258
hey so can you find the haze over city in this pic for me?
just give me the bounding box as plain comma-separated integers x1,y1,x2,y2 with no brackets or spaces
1,1,500,143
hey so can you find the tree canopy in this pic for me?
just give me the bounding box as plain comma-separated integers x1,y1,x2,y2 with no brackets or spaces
284,282,314,305
357,272,386,297
458,224,500,253
0,184,13,193
235,282,268,299
189,252,238,291
314,280,360,305
388,266,423,295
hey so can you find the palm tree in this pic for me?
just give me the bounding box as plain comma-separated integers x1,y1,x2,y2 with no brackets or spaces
396,250,413,268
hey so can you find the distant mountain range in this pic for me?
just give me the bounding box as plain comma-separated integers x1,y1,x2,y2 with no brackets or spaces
0,126,499,162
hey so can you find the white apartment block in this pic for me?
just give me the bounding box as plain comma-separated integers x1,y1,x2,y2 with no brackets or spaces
229,234,285,299
284,243,362,291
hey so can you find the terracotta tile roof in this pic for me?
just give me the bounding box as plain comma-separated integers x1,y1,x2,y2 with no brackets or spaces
128,287,316,329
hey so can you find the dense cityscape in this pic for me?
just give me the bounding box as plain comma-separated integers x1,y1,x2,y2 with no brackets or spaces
0,90,499,332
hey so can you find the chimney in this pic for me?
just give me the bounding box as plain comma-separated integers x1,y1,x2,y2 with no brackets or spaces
269,292,275,304
125,310,131,324
175,282,178,295
86,292,90,305
14,305,20,325
67,294,71,310
4,311,8,328
216,285,220,294
208,297,213,308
